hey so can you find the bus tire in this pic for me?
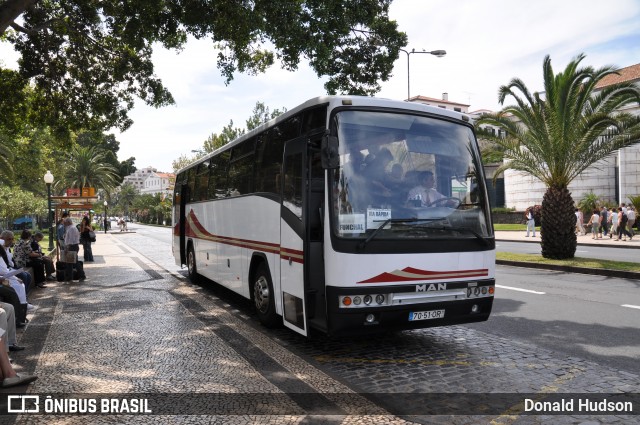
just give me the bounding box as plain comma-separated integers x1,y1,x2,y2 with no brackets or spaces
186,244,199,284
253,263,279,327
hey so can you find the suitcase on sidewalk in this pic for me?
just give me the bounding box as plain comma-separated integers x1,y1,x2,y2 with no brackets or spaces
56,261,81,281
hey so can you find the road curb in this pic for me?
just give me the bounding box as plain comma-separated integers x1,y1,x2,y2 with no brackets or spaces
496,259,640,280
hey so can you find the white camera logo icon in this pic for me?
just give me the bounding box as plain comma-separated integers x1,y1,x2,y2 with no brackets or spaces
7,395,40,413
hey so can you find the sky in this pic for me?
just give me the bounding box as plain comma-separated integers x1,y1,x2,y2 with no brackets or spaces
2,0,640,172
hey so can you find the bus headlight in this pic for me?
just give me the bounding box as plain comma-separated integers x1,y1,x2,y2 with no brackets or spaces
375,294,385,305
353,296,362,306
363,295,372,305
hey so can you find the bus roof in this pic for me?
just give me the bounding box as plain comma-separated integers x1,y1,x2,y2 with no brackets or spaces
176,95,471,174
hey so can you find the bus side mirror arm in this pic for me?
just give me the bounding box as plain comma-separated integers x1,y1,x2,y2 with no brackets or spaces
321,135,340,169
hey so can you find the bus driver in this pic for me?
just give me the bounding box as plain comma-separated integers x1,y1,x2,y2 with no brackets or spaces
406,170,445,207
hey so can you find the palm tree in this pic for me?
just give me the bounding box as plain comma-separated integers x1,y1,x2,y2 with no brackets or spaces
61,145,120,193
478,54,640,259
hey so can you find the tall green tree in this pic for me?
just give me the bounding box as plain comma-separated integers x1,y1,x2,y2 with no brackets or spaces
478,54,640,259
61,145,121,193
116,182,137,217
1,0,406,132
0,185,45,226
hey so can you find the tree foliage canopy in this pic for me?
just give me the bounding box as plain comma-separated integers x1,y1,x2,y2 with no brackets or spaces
1,0,406,133
478,53,640,190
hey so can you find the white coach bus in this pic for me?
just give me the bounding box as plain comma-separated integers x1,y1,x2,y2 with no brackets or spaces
173,96,495,337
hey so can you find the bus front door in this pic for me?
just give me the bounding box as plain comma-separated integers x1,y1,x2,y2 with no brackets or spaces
280,138,307,336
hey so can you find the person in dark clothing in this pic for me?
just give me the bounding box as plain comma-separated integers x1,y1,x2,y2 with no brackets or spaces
79,216,94,262
31,232,55,281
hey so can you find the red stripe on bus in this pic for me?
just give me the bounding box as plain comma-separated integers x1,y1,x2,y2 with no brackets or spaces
357,267,489,284
181,210,298,258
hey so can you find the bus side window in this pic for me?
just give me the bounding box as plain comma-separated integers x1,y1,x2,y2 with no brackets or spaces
186,167,196,202
209,150,230,199
283,153,303,219
195,160,210,201
261,129,285,196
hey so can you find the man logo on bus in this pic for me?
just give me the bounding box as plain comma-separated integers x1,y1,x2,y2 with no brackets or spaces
416,283,447,292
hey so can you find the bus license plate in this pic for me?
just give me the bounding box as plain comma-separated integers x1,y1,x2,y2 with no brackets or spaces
409,310,445,321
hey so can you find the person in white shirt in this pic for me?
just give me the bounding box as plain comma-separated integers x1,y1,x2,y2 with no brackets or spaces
525,208,536,237
587,209,600,239
609,208,618,239
0,244,28,306
0,231,33,293
626,207,636,236
63,218,86,283
406,171,445,207
575,208,585,235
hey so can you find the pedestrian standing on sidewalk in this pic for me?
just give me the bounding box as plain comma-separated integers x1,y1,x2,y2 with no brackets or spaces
587,209,600,239
599,206,608,238
626,206,636,236
56,212,69,250
616,207,632,241
525,208,536,237
575,208,585,235
609,208,618,239
63,218,86,283
79,216,94,262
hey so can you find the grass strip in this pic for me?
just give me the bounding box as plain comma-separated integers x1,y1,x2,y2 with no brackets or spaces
494,223,537,231
496,252,640,272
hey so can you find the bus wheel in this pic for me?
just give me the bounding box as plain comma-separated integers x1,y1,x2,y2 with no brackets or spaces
187,245,199,283
253,263,279,327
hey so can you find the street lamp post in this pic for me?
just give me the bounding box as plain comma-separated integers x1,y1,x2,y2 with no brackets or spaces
103,201,108,234
43,171,54,251
399,48,446,100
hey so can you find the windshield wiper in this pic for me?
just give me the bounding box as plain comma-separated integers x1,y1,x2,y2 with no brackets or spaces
357,218,441,250
434,225,491,246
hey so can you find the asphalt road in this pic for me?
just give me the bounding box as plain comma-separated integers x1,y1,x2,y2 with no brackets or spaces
497,240,640,263
130,223,640,374
469,265,640,374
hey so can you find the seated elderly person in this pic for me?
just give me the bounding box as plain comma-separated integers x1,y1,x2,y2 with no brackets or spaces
0,231,33,294
0,297,24,351
0,239,31,310
13,230,47,289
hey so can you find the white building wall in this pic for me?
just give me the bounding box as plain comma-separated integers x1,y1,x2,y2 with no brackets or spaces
504,152,628,210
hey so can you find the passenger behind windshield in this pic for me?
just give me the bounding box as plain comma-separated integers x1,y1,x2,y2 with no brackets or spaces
364,148,395,206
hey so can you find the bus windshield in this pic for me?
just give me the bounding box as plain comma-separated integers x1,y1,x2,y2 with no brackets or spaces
331,110,492,241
